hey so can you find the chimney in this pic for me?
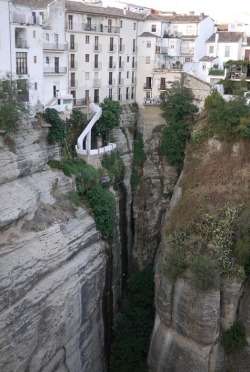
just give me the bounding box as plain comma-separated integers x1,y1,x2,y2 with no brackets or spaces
123,8,127,15
199,12,204,20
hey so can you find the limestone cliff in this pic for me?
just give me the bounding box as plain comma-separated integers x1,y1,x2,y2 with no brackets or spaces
0,119,107,372
148,116,250,371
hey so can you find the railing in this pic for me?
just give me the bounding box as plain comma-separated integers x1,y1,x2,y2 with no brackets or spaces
74,98,90,106
43,67,67,74
16,40,28,48
143,84,152,89
69,43,78,51
93,62,102,70
12,13,42,25
180,48,194,54
108,79,116,86
66,22,120,34
69,80,78,88
144,98,162,105
69,62,78,70
93,44,102,52
109,45,117,53
93,79,101,87
76,102,117,158
17,92,29,102
208,69,225,76
158,84,166,90
43,43,67,51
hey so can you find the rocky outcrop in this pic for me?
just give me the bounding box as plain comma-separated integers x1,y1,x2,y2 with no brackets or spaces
0,120,107,371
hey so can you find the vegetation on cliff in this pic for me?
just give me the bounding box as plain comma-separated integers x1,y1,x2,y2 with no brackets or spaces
163,91,250,290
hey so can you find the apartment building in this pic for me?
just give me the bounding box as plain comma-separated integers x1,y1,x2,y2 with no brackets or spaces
65,1,142,106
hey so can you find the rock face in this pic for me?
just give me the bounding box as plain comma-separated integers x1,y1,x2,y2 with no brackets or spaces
0,120,107,371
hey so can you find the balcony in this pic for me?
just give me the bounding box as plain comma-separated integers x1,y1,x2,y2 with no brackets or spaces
93,79,101,87
70,80,78,88
108,63,116,70
43,66,67,75
143,84,152,89
69,43,78,51
108,79,116,86
69,62,78,70
119,45,125,53
43,43,67,51
158,84,166,90
208,69,225,76
17,92,29,102
66,22,120,34
94,95,100,103
12,13,42,25
93,62,102,70
74,97,90,106
109,45,117,53
180,48,194,55
93,44,102,52
16,39,28,49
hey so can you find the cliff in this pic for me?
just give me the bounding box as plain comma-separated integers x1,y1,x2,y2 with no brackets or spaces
148,113,250,371
0,119,107,371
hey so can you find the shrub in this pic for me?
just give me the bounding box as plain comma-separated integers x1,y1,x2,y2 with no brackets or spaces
101,151,125,182
87,185,116,237
163,247,186,282
43,108,67,144
191,256,219,290
222,321,247,353
95,98,122,140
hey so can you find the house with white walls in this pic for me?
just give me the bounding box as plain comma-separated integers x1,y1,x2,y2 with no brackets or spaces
0,0,11,78
65,1,142,106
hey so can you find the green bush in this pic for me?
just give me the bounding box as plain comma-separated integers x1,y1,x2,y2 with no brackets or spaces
133,132,146,166
191,256,219,290
110,266,155,372
160,120,190,165
96,98,122,140
87,185,116,237
43,108,67,144
222,321,247,353
101,151,125,182
163,247,186,282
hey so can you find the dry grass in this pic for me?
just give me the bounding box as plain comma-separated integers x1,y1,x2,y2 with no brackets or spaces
168,132,250,230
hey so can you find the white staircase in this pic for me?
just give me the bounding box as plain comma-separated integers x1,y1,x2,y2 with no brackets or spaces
75,102,116,158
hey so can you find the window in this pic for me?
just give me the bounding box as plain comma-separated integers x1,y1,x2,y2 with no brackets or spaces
132,57,135,68
133,22,136,30
68,15,73,30
46,56,49,64
54,57,59,73
86,17,92,31
33,31,36,38
109,88,112,99
146,41,151,48
70,35,75,49
94,54,98,68
132,71,135,83
34,56,37,63
119,38,123,52
94,89,99,103
225,46,230,57
70,72,75,87
119,71,121,84
109,72,113,85
202,63,206,70
131,87,134,99
127,56,129,62
46,33,49,41
133,39,136,52
85,35,90,44
108,19,112,33
151,24,156,32
146,56,150,64
110,37,114,51
85,54,89,62
109,56,113,68
39,12,44,20
16,52,27,74
120,20,123,28
34,82,37,90
94,36,99,50
118,88,121,101
119,56,122,68
70,54,75,68
171,44,174,49
85,72,89,80
126,87,129,100
209,45,214,53
127,71,129,78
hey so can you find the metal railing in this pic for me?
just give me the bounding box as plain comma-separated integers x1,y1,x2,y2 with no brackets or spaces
16,40,28,48
43,43,67,51
43,67,67,74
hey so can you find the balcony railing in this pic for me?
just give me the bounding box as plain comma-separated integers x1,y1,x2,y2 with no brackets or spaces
108,79,116,86
180,48,194,55
43,43,67,51
109,45,117,53
16,40,28,48
94,95,100,103
143,84,152,89
93,44,102,52
17,92,29,102
108,63,116,70
66,22,120,34
12,13,42,25
158,84,166,90
43,67,67,74
70,61,78,70
70,80,78,88
208,69,225,76
93,62,102,70
119,45,125,53
69,43,78,51
93,79,101,87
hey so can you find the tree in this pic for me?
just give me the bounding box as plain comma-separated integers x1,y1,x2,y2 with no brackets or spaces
95,98,122,140
159,73,198,166
160,73,198,123
0,74,30,131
